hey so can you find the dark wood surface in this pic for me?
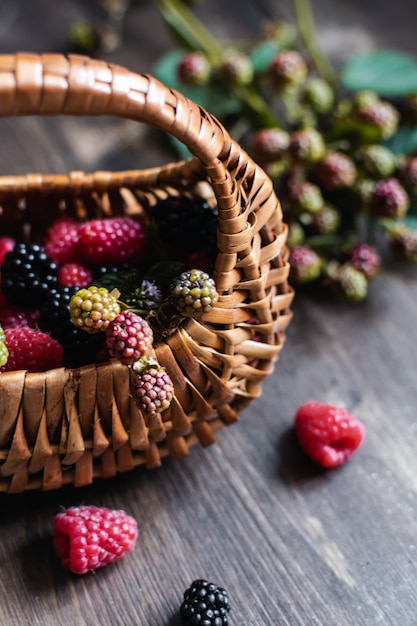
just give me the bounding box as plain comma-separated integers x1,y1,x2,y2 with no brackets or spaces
1,1,417,624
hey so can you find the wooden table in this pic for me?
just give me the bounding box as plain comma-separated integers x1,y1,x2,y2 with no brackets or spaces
1,1,417,624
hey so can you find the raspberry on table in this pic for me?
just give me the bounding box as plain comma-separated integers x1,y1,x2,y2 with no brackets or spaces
44,217,80,265
294,401,366,468
169,269,219,318
53,505,138,575
69,285,121,334
58,262,93,288
180,579,231,626
132,363,174,416
78,216,146,268
105,311,153,365
1,326,63,373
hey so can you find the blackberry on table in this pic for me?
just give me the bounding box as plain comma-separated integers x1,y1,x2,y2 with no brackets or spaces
1,243,58,307
180,579,231,626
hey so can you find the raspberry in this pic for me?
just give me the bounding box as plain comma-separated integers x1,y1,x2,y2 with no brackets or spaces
369,178,409,219
1,243,59,307
313,151,357,190
269,50,308,88
288,246,322,284
105,311,153,365
78,216,146,268
180,579,231,626
0,236,15,264
249,128,290,163
398,156,417,194
169,269,219,317
58,262,93,288
302,77,334,114
0,323,8,367
330,263,368,302
132,363,174,416
0,305,41,329
53,505,138,575
220,49,254,86
389,227,417,263
1,327,63,373
177,51,211,86
69,286,121,334
348,243,381,279
354,100,399,140
356,144,396,180
294,401,366,468
288,128,326,164
289,181,324,215
44,218,80,265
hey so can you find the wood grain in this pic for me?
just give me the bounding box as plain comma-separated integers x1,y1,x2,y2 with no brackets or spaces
1,1,417,624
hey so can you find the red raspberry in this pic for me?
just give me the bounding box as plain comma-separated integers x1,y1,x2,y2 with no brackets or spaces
105,311,153,365
0,305,41,329
58,262,93,288
1,327,63,372
78,217,146,267
44,218,80,265
53,505,138,575
0,236,15,264
294,401,366,468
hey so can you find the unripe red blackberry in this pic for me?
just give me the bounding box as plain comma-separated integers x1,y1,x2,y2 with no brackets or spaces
348,243,381,279
132,363,174,416
398,156,417,194
313,151,357,190
105,311,153,365
369,178,409,219
289,181,324,214
0,323,8,367
269,50,308,89
169,269,218,317
354,100,399,140
177,51,210,86
289,246,322,284
302,77,334,114
303,203,340,236
250,128,290,163
330,264,368,302
389,227,417,264
289,128,326,164
69,285,121,334
356,144,396,180
220,49,254,86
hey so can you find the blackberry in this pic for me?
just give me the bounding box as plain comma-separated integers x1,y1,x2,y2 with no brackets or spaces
39,285,104,366
180,579,231,626
151,196,218,258
1,243,58,307
169,269,219,317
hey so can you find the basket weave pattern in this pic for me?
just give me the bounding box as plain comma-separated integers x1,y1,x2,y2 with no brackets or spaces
0,53,293,492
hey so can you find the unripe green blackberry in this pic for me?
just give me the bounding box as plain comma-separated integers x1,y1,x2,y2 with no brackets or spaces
269,50,308,89
105,311,153,365
313,151,357,190
69,286,121,334
398,156,417,194
303,203,341,236
302,77,334,114
250,128,290,163
286,222,305,248
369,178,409,219
351,90,379,111
389,227,417,263
289,128,326,164
348,243,381,279
0,323,9,367
169,269,218,317
289,246,322,284
354,100,399,140
289,181,324,214
220,49,254,86
356,144,396,179
354,177,377,205
177,51,211,86
330,264,368,302
132,363,174,416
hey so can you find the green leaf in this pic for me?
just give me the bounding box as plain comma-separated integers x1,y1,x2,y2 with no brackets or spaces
250,40,282,74
383,126,417,155
341,50,417,96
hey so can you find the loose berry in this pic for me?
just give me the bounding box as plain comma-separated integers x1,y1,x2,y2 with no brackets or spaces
289,181,324,215
58,262,93,288
177,51,211,86
132,363,174,416
169,269,218,317
0,323,9,367
288,246,322,284
329,263,368,302
348,243,381,279
289,128,326,164
0,236,15,264
356,144,396,180
220,49,254,86
270,50,308,89
53,505,138,575
389,227,417,263
180,579,231,626
105,311,153,365
250,128,290,163
369,178,409,219
313,151,357,190
78,216,146,268
1,327,63,372
294,401,366,468
69,286,121,334
44,217,80,265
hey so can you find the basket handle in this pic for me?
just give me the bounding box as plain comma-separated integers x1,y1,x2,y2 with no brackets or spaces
0,52,281,225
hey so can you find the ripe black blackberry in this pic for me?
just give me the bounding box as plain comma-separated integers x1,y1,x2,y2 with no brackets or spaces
151,196,218,258
180,579,230,626
1,243,58,307
39,285,104,367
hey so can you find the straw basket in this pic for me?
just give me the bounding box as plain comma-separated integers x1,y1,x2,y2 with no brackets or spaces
0,53,293,493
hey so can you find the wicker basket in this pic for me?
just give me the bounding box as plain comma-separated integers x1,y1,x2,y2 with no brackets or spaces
0,53,293,493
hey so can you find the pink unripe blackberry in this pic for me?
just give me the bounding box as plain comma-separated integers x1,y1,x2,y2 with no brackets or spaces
348,244,381,279
220,49,254,86
369,178,409,219
250,128,290,163
398,156,417,194
313,151,357,190
132,364,174,416
304,204,340,236
289,246,322,284
289,128,326,164
354,100,399,139
270,50,308,88
69,285,121,334
105,311,153,365
177,51,211,86
289,181,324,214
